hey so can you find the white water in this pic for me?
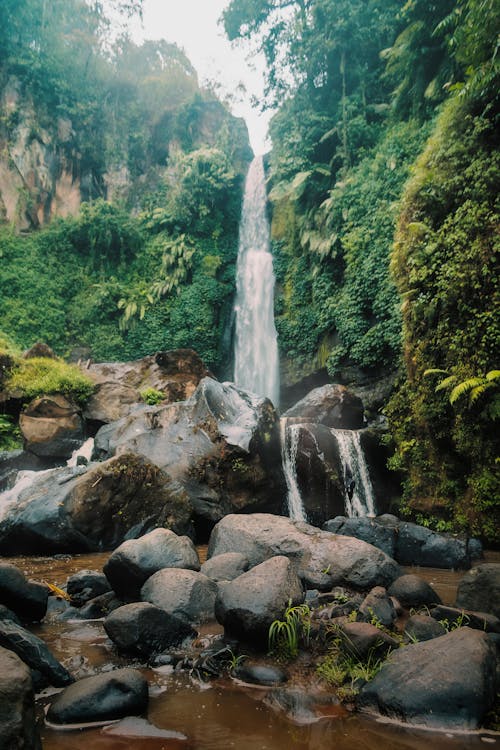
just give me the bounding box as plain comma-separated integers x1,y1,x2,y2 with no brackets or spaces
233,156,280,407
332,428,376,517
66,437,94,467
280,419,307,522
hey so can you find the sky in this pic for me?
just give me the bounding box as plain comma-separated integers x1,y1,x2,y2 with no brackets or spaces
127,0,273,155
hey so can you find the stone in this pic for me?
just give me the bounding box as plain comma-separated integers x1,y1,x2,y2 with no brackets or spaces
387,574,442,608
323,516,396,558
358,586,397,628
208,514,401,591
0,646,41,750
46,668,148,725
404,614,447,643
430,605,500,634
0,604,21,625
0,449,62,492
337,622,399,660
65,591,122,621
395,522,470,569
66,569,111,607
201,552,249,582
0,562,48,622
83,382,139,424
234,663,288,686
19,394,84,458
104,602,196,656
215,556,304,642
455,564,500,619
283,384,364,429
358,628,497,729
141,569,218,624
104,528,200,601
0,619,72,688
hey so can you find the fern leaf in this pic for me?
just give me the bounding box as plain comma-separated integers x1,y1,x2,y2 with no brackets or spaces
423,368,449,377
486,370,500,381
435,375,457,392
450,378,483,404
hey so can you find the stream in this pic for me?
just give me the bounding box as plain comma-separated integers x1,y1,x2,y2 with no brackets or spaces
7,550,499,750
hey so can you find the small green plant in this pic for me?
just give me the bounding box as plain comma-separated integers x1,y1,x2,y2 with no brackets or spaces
0,414,22,451
140,387,165,405
225,649,247,672
439,610,470,632
268,601,311,660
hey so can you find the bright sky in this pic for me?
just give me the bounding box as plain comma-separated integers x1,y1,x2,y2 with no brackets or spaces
128,0,273,155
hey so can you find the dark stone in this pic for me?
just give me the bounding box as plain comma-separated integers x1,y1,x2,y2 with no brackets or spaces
358,586,397,628
388,574,442,608
0,449,63,492
0,619,72,687
0,562,48,622
201,552,249,582
323,516,396,558
234,663,288,686
19,394,84,459
67,569,111,606
104,602,196,656
0,604,21,625
358,628,497,729
104,528,200,601
404,614,447,643
337,622,399,660
0,645,41,750
215,556,304,642
141,569,217,624
430,605,500,634
69,591,123,620
455,564,500,619
46,668,148,725
395,523,470,569
283,384,364,429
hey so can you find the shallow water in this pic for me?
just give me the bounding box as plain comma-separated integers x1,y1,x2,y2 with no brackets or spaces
5,550,500,750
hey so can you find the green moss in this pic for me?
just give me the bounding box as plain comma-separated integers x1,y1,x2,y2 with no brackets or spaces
6,357,95,405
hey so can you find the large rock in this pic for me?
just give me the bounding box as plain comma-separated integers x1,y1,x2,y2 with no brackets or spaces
19,394,84,458
104,528,200,601
387,574,442,608
0,454,192,554
0,646,41,750
358,586,397,628
141,569,218,624
404,614,447,643
84,382,140,425
283,384,364,429
395,522,470,569
215,556,304,642
208,514,401,591
455,564,500,619
201,553,249,582
0,562,48,622
94,378,285,534
323,516,396,558
104,602,196,656
358,628,496,728
0,450,62,492
46,669,148,725
337,622,399,660
0,619,72,688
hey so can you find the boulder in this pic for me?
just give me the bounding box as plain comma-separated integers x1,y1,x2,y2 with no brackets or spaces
323,516,396,558
404,615,447,643
0,619,72,688
387,574,441,608
208,514,401,591
104,528,200,601
0,604,21,625
84,382,140,425
395,522,470,569
201,553,249,582
60,591,122,621
66,569,111,607
430,605,500,634
0,449,62,492
337,622,398,661
283,384,364,429
46,668,148,725
455,564,500,619
0,454,192,554
0,562,48,622
358,587,397,628
141,569,217,624
19,394,84,458
0,646,41,750
358,628,496,729
215,556,304,642
104,602,196,656
234,663,288,686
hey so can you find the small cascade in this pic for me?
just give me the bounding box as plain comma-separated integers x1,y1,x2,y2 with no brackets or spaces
66,437,94,467
332,428,376,517
233,156,279,407
280,419,307,522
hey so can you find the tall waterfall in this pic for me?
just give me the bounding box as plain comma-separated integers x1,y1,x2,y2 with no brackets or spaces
233,156,280,407
280,419,307,522
332,428,376,517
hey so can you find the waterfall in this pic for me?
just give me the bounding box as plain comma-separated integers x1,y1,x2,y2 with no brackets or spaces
233,156,280,407
332,428,376,517
280,419,307,522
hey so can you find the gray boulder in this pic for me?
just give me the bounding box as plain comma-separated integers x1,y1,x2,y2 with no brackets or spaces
208,514,401,591
46,668,148,725
395,522,470,569
283,384,364,428
141,569,217,624
388,574,441,608
201,552,249,582
104,602,196,656
404,615,447,643
337,622,398,661
234,663,288,686
358,627,496,728
456,564,500,618
0,562,48,622
0,619,72,688
0,646,41,750
323,516,396,558
215,556,304,642
358,586,397,628
83,382,140,424
66,569,111,607
104,528,200,601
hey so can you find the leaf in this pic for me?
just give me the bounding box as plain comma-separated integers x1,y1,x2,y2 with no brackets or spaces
435,375,457,392
449,378,484,404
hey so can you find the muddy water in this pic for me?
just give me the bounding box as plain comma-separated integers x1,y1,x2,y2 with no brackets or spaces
6,551,500,750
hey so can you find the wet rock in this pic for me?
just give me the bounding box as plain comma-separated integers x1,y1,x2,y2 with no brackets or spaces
201,552,249,582
67,591,123,620
0,449,62,492
467,538,483,560
141,569,217,624
46,668,148,725
430,605,500,634
208,514,401,591
0,646,41,750
215,556,304,643
0,604,22,625
337,622,398,660
104,528,200,601
83,382,140,425
0,562,48,622
263,689,319,723
358,628,496,729
404,614,447,643
323,516,396,558
387,574,441,608
395,522,470,569
283,384,364,429
104,602,196,657
67,569,111,606
0,619,72,688
19,394,84,458
455,564,500,619
358,586,397,628
234,663,288,686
